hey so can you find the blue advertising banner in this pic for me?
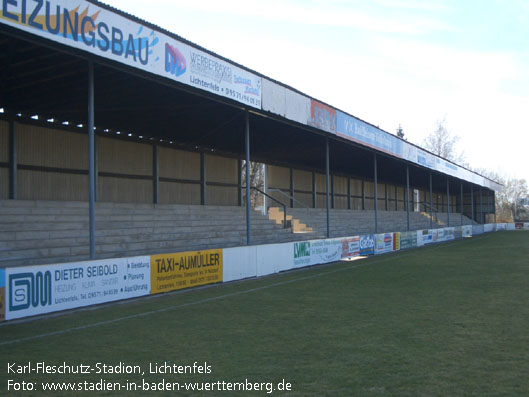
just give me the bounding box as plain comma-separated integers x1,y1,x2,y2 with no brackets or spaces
359,234,375,255
336,111,403,157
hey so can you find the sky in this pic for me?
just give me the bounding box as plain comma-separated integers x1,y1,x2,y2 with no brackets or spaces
102,0,529,183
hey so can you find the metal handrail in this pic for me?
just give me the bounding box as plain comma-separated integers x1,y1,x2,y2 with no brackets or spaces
242,186,289,228
267,188,310,209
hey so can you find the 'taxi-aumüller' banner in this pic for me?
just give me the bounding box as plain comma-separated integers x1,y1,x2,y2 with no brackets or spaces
150,249,222,294
5,257,150,320
0,0,261,109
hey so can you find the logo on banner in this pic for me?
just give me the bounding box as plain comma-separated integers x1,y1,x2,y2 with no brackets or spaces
309,100,336,133
294,242,311,259
165,43,186,76
9,272,52,311
359,234,375,255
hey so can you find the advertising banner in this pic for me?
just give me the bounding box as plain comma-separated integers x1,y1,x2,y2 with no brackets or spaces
336,111,403,157
0,268,5,322
359,234,375,256
375,233,394,255
417,229,433,246
436,227,455,243
309,100,336,134
462,225,473,237
393,232,400,251
399,231,417,250
495,223,506,231
340,236,360,259
473,225,484,235
515,222,524,230
5,257,150,320
293,238,343,268
484,224,494,233
507,223,515,230
150,249,222,294
0,0,261,109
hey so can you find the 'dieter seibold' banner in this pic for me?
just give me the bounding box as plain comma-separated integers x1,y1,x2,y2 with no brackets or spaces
0,0,261,108
5,256,150,320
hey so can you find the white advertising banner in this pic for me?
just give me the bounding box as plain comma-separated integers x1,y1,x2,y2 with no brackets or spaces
375,233,394,254
462,225,473,237
5,256,150,320
340,236,360,258
436,227,455,242
484,224,494,233
495,223,506,231
293,238,344,268
0,0,261,108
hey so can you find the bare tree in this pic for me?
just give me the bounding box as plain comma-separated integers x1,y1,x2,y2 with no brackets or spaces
241,161,265,208
396,124,405,139
472,168,528,222
423,117,465,163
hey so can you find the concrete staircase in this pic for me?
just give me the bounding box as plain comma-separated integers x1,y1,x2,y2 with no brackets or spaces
0,200,313,268
269,207,477,238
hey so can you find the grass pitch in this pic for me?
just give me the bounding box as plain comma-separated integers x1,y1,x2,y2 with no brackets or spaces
1,231,529,396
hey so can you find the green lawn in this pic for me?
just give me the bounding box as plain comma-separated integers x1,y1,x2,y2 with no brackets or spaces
1,231,528,396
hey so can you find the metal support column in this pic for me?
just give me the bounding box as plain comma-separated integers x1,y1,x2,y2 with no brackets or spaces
325,137,330,237
312,171,316,208
385,184,389,211
460,182,464,226
245,111,251,245
88,61,96,259
331,174,335,209
325,137,331,237
153,143,159,204
94,135,99,202
471,185,474,223
361,179,365,210
446,178,450,227
237,159,242,206
406,165,410,231
429,173,433,228
487,190,490,224
493,193,497,223
374,153,378,234
200,152,206,205
395,185,398,211
8,119,17,199
479,188,483,224
289,167,294,208
347,177,351,210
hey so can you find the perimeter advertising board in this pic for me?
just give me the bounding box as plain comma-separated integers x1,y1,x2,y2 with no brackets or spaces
0,0,261,108
473,225,484,235
417,229,433,246
375,233,394,254
150,249,222,294
359,234,375,255
462,225,473,237
399,231,417,250
341,236,360,259
5,257,150,320
0,268,5,322
293,238,344,268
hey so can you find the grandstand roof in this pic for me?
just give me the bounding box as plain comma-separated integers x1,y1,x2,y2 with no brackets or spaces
0,0,501,191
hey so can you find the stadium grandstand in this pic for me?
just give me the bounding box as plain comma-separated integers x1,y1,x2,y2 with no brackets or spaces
0,0,501,273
